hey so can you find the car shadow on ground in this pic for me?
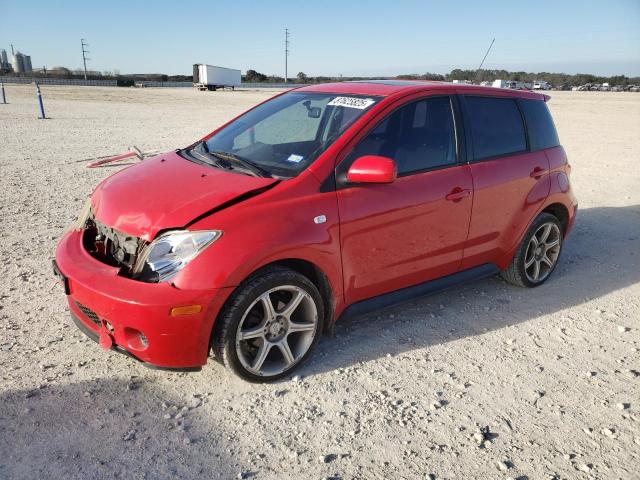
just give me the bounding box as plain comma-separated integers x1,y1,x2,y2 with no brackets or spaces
301,205,640,377
0,378,237,479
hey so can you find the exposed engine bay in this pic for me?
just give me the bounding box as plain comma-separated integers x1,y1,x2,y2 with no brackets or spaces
82,213,144,275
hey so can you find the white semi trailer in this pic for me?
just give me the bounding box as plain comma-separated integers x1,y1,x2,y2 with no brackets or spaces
193,64,241,91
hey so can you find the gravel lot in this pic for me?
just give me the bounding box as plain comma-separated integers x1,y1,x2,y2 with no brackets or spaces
0,85,639,480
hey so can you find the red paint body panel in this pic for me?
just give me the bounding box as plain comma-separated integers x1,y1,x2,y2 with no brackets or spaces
338,165,474,304
461,150,551,270
545,146,578,235
92,152,276,240
54,81,576,369
176,174,344,300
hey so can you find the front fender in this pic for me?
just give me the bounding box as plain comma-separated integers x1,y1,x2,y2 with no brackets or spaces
170,178,344,307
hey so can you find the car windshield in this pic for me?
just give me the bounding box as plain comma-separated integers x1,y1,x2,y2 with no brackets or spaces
185,92,381,178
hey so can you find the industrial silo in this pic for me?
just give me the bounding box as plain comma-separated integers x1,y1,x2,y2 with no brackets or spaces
24,55,32,72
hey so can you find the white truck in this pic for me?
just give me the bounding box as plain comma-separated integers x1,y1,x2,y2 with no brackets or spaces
492,79,511,89
533,81,551,90
193,64,241,91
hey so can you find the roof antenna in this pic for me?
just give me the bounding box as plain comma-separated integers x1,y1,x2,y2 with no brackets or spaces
474,38,495,83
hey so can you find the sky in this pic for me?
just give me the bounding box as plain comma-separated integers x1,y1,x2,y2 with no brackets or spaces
1,0,639,77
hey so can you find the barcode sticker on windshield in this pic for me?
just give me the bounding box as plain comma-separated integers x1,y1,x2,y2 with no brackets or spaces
327,97,376,109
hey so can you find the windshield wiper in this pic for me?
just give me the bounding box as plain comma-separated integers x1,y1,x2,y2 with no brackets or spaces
188,141,221,168
209,150,272,178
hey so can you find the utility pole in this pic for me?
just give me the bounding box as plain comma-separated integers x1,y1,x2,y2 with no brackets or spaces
81,38,90,81
284,28,290,83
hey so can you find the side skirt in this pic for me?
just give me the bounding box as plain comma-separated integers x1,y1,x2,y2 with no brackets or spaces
338,263,499,321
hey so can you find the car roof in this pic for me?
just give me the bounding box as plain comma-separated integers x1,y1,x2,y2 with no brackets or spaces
296,80,548,101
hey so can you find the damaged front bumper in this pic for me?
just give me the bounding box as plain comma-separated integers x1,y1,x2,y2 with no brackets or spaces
67,309,200,372
54,229,234,369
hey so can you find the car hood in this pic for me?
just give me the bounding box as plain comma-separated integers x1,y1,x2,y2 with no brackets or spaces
91,151,278,240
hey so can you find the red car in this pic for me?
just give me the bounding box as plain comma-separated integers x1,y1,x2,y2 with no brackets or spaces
54,80,577,381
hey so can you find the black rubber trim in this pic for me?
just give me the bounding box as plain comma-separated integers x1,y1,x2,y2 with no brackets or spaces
69,311,202,372
52,259,70,295
319,170,336,193
339,263,498,320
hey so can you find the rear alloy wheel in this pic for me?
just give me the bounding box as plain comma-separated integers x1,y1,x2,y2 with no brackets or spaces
523,222,561,283
501,213,563,287
213,267,324,382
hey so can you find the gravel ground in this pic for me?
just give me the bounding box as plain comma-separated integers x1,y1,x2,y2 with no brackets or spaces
0,85,639,480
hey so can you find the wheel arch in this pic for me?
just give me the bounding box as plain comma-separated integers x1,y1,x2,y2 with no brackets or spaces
541,202,570,234
264,258,335,333
497,200,571,270
213,258,336,340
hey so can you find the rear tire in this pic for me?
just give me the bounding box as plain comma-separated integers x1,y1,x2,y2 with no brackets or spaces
212,267,324,382
501,213,563,288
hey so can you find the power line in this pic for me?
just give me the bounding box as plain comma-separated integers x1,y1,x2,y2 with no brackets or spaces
284,28,290,83
81,38,90,81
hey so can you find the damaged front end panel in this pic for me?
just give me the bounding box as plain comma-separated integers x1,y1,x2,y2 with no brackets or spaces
82,213,145,275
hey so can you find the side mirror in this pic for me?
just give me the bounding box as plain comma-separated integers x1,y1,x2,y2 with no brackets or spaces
346,155,397,184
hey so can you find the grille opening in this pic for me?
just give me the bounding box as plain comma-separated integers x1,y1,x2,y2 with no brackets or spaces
76,301,101,326
82,215,144,277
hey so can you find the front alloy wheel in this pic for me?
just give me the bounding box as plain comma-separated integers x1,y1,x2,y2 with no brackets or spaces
236,286,318,377
212,267,324,382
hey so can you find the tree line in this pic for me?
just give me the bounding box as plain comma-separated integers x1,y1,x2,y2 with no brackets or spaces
245,68,640,87
4,67,638,87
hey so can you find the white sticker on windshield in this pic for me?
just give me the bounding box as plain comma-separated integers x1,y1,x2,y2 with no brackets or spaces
286,154,304,163
327,97,376,110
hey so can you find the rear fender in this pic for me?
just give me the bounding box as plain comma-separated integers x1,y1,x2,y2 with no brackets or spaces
496,147,577,269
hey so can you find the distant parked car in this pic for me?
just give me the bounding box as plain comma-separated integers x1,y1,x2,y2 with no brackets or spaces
610,85,624,92
589,84,601,91
629,85,640,92
54,81,577,381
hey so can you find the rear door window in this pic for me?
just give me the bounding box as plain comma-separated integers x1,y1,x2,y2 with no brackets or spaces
345,96,457,175
464,96,527,160
519,99,560,150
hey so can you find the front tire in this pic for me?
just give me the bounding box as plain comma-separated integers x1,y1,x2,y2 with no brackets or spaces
212,267,324,382
501,213,563,288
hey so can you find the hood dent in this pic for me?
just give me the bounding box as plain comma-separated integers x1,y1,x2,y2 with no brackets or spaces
185,182,279,229
91,151,278,240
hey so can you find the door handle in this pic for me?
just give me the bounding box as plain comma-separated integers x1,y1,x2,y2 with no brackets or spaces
530,166,548,179
445,188,471,202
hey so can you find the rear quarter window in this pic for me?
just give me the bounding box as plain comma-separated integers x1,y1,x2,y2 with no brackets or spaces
520,99,560,150
465,96,527,160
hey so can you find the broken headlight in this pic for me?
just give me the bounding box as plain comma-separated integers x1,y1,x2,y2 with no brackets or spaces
133,230,222,283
